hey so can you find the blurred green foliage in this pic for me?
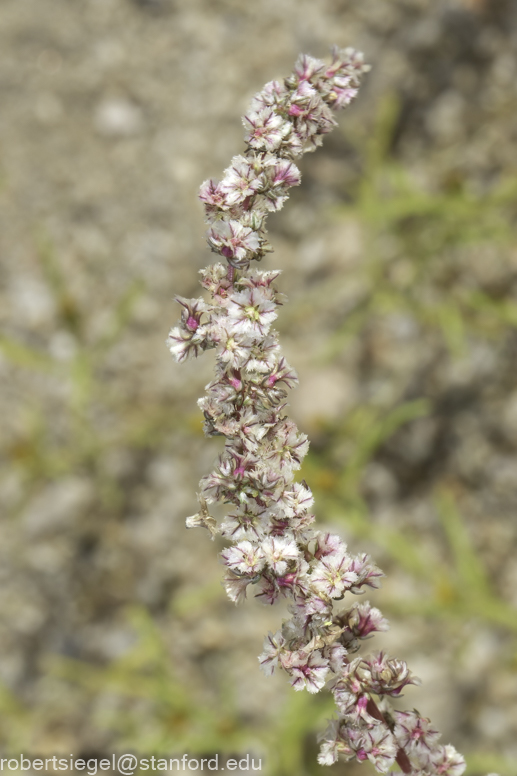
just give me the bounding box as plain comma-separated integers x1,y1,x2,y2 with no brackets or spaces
2,235,187,505
295,97,517,774
1,97,516,774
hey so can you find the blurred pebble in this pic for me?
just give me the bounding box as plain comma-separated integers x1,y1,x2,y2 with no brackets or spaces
94,98,143,137
48,330,77,361
23,477,94,537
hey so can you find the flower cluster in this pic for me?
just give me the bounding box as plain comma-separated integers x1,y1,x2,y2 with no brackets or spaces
167,48,479,776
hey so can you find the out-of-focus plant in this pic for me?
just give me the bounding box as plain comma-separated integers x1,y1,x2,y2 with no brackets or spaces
2,237,178,503
327,95,517,358
50,607,249,754
301,95,517,633
294,95,517,774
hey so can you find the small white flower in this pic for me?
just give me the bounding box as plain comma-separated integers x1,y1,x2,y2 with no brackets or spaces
393,710,440,755
317,739,339,767
261,536,299,575
348,552,384,592
167,324,210,363
361,725,397,774
280,482,314,517
227,288,278,336
346,601,390,639
294,53,326,81
220,506,265,542
323,643,347,674
207,219,261,265
245,334,282,374
288,650,329,693
311,554,358,599
214,322,253,368
220,155,265,206
258,630,286,676
314,532,348,559
221,540,266,576
223,573,251,604
429,745,466,776
243,108,291,152
250,80,288,112
317,719,355,765
199,178,232,219
265,420,309,471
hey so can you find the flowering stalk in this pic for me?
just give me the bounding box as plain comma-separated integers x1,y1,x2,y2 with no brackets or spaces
168,48,474,775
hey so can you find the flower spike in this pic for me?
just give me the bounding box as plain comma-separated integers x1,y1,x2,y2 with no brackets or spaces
167,47,483,776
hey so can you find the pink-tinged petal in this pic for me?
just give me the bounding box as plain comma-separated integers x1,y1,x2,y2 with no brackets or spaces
258,630,286,675
288,650,329,693
430,745,466,776
223,574,251,604
294,53,325,81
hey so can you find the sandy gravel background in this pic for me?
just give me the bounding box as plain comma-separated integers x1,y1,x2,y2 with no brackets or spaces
1,0,517,773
